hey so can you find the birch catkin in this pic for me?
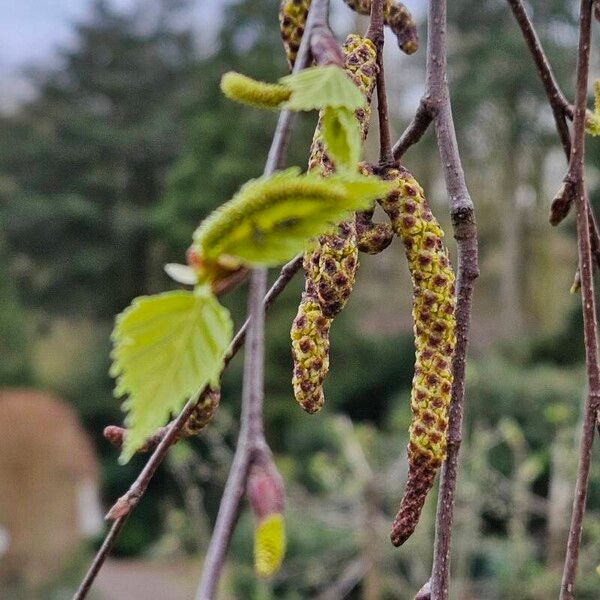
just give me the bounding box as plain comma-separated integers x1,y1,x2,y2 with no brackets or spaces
279,0,311,69
291,35,378,414
278,0,418,69
342,0,418,54
374,164,456,546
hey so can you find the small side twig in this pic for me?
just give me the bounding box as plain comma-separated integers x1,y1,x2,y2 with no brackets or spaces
559,1,600,598
505,0,573,158
392,98,432,161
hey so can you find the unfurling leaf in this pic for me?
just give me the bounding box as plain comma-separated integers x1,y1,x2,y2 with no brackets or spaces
320,106,362,171
280,66,365,112
111,289,233,462
254,514,286,578
164,263,197,285
192,168,393,267
220,71,291,109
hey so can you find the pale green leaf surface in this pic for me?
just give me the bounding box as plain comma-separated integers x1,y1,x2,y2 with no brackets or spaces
192,169,393,266
321,106,361,172
111,290,232,462
280,66,364,112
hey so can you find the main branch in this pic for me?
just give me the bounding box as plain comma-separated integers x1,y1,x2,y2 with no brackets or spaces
560,1,600,598
389,0,479,597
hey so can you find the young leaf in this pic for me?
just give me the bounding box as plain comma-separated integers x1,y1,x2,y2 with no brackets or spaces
220,71,291,109
111,289,233,462
320,106,362,171
164,263,197,285
280,66,365,112
192,168,393,266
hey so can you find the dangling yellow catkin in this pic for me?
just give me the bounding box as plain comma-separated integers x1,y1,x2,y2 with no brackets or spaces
370,164,456,546
254,514,286,578
291,35,378,414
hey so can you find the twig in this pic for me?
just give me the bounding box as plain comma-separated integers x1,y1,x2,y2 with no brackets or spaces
366,0,392,164
392,97,432,161
505,0,573,158
388,0,478,594
73,518,128,600
505,0,600,278
196,3,329,598
560,1,600,598
195,268,268,599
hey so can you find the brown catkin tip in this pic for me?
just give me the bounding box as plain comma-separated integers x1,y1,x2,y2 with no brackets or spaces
390,455,437,546
374,165,456,545
279,0,311,69
341,0,418,55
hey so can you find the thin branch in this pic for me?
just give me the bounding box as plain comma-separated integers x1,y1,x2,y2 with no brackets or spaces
560,1,600,598
505,0,578,224
366,0,393,164
424,0,480,598
73,518,128,600
196,3,329,597
195,268,267,600
392,98,432,161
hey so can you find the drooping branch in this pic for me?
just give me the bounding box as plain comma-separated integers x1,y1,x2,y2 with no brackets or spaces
196,2,331,597
505,0,573,160
505,0,600,285
426,2,479,598
388,0,479,597
559,1,600,598
73,4,331,595
195,267,268,599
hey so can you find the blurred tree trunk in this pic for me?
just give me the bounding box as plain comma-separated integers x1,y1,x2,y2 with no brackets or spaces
500,122,524,337
547,427,576,568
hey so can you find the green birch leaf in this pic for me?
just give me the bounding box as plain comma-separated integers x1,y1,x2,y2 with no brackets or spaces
280,66,364,112
111,289,233,462
321,106,362,171
192,168,393,266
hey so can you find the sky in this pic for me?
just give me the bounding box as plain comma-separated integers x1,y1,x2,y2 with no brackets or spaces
0,0,422,108
0,0,223,107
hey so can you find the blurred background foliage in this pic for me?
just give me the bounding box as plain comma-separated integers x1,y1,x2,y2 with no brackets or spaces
0,0,599,597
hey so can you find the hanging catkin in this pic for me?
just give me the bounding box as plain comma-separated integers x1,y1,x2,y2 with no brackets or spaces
372,164,456,546
278,0,418,69
279,0,311,69
341,0,418,54
291,34,378,414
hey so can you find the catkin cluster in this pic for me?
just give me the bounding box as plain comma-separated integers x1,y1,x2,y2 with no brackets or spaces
341,0,418,54
371,164,456,546
291,35,378,414
278,0,418,69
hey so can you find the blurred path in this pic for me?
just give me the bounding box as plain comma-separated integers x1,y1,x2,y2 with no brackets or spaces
94,558,202,600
